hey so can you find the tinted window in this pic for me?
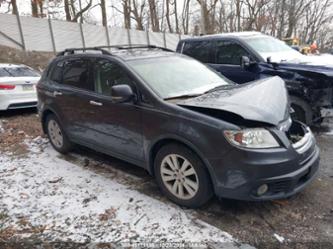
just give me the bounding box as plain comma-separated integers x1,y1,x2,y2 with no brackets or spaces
215,41,250,65
94,59,133,96
63,59,93,91
49,62,63,83
182,41,212,63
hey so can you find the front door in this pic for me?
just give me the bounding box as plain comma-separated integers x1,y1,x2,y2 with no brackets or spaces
85,58,144,162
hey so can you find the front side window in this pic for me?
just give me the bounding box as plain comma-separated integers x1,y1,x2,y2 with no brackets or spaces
182,41,213,63
128,56,230,99
94,59,133,96
215,41,250,65
62,59,93,91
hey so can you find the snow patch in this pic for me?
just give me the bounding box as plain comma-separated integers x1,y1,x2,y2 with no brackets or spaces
0,139,240,247
273,233,285,243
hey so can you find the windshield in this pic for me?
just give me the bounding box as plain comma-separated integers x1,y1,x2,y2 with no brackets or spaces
0,67,40,77
243,36,303,61
128,56,230,99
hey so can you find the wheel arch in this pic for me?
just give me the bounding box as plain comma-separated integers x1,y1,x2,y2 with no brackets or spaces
148,135,217,188
40,108,60,134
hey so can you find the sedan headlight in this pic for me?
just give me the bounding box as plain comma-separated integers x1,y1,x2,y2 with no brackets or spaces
224,129,280,149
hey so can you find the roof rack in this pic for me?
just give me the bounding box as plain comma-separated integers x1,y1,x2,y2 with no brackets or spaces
56,44,173,57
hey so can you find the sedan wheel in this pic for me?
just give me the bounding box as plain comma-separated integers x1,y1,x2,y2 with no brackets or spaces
160,154,199,200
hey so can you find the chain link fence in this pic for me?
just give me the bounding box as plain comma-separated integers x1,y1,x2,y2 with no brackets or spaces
0,13,189,53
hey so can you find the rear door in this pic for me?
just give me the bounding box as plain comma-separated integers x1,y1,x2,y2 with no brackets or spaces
209,39,258,83
48,57,96,139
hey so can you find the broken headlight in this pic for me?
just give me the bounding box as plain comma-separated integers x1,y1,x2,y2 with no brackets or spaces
224,129,280,149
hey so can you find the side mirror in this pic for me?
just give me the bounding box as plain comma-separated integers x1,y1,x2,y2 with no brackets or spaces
241,56,251,69
111,84,134,103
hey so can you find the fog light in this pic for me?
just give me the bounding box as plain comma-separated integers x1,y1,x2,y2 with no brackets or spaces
257,184,268,196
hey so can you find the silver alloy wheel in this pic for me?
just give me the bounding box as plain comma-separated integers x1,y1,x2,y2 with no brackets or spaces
48,119,64,148
160,154,199,200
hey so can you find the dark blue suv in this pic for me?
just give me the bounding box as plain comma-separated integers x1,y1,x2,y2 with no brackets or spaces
177,32,333,125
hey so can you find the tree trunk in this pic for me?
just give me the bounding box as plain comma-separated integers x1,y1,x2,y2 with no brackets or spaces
100,0,107,26
123,0,131,29
173,0,179,33
31,0,38,17
148,0,160,32
64,0,71,21
165,0,173,32
10,0,18,15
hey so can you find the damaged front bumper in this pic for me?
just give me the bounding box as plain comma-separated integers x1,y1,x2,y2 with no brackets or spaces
209,121,320,201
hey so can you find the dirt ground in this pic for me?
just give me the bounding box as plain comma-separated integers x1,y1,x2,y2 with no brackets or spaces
0,108,333,249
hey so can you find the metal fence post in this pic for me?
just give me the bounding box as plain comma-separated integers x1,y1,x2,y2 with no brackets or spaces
105,26,111,47
48,18,56,53
163,30,167,48
146,29,150,46
79,23,86,48
127,28,132,46
15,13,25,51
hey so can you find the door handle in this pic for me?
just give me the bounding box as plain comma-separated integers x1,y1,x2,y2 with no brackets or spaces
89,100,103,106
53,91,63,97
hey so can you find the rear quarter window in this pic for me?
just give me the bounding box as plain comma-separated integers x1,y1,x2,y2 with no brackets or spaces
182,41,213,63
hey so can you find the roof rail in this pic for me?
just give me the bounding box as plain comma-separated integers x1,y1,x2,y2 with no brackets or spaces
56,44,173,57
56,47,111,57
95,44,174,52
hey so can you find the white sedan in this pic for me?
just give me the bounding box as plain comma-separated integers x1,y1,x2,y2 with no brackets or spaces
0,64,41,110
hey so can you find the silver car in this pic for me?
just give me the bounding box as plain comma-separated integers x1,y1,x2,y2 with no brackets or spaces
0,64,40,110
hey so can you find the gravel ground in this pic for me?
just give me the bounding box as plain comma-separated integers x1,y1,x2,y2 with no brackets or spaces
0,109,333,249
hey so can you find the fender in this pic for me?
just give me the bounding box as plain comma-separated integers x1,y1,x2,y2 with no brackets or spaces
147,133,219,189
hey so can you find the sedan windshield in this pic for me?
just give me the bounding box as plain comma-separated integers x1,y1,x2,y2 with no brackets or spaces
128,56,230,99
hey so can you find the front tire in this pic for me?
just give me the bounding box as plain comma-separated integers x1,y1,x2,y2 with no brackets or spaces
45,114,72,154
154,143,213,208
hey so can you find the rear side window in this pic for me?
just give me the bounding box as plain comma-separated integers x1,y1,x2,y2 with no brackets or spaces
49,62,63,83
215,40,250,65
62,59,93,91
182,41,213,63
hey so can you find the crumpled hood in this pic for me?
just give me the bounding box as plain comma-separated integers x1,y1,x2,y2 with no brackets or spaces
261,52,333,71
177,77,289,126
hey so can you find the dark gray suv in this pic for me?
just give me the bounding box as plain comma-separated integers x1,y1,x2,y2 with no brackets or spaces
37,46,320,208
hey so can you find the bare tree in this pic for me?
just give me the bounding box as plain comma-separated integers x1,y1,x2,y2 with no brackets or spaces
197,0,219,34
181,0,191,34
63,0,93,22
148,0,160,32
100,0,107,26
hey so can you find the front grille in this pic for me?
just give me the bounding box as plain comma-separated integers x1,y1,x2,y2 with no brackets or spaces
8,102,37,109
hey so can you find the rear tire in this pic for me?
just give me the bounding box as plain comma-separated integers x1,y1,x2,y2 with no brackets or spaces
45,114,72,154
154,143,213,208
290,96,313,125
